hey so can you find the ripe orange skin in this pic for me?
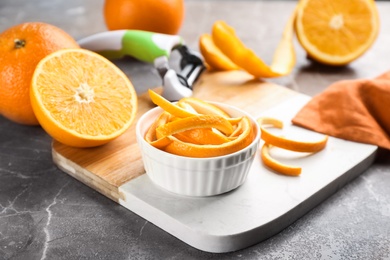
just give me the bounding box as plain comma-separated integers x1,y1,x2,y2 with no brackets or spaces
104,0,185,35
0,22,79,125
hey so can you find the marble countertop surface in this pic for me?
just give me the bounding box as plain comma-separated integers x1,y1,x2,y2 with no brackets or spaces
1,0,390,259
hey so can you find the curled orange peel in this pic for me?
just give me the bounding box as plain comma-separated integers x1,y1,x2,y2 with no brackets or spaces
199,34,240,71
145,91,255,158
261,143,302,176
164,116,253,158
173,128,230,145
149,89,196,118
156,115,234,137
178,97,230,118
207,15,296,78
257,116,328,176
258,117,328,153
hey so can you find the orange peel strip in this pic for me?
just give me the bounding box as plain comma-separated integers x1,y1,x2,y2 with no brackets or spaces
164,116,253,158
178,97,242,125
261,143,302,176
178,97,230,117
145,112,173,149
156,114,234,137
257,116,328,153
260,126,328,153
174,128,230,145
211,18,296,78
257,117,284,129
148,89,196,118
199,34,240,71
148,136,172,149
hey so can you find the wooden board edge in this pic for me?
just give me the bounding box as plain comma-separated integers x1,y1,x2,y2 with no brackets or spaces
52,145,124,202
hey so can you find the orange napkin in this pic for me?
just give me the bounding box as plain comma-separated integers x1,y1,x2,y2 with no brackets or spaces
292,71,390,150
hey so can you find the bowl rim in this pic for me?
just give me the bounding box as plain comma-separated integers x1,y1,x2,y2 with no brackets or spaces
136,101,260,161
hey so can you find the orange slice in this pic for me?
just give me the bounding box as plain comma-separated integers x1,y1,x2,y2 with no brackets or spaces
30,48,137,147
295,0,380,66
261,143,302,176
199,34,240,71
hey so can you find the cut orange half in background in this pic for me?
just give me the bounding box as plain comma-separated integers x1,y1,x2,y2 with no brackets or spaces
30,48,137,147
295,0,380,66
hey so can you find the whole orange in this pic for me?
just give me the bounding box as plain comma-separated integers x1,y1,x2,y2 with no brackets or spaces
0,22,79,125
104,0,185,35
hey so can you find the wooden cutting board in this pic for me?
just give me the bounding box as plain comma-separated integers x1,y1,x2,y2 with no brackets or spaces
52,70,377,253
52,71,297,202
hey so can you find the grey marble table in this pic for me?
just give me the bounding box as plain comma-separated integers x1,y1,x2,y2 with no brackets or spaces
1,1,390,259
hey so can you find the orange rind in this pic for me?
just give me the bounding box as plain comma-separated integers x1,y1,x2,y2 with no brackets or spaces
257,116,328,176
149,89,196,118
261,143,302,176
206,17,296,78
199,34,240,71
257,117,328,153
164,116,253,158
145,91,255,158
156,115,234,137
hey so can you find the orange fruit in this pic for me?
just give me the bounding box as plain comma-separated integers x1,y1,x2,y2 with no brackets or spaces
30,49,138,148
0,22,79,125
295,0,380,66
104,0,185,35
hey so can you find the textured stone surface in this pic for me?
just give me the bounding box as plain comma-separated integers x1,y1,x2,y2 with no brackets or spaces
1,1,390,259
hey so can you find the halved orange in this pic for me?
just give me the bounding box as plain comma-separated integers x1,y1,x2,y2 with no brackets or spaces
30,48,137,147
295,0,380,66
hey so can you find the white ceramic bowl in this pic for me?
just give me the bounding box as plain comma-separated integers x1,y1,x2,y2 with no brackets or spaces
136,102,260,197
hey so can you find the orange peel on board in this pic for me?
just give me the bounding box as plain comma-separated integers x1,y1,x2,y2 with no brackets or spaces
257,117,328,176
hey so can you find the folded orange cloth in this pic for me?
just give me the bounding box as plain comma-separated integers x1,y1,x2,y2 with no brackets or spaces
292,71,390,150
